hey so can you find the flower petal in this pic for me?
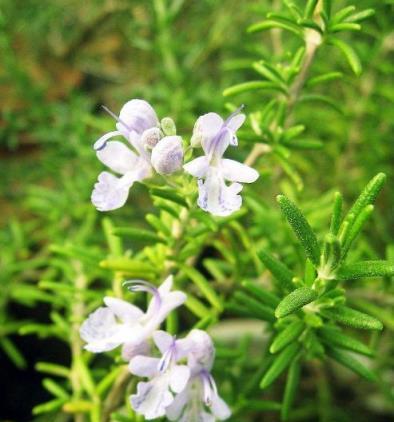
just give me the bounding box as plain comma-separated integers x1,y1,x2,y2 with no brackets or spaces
203,127,232,160
221,159,259,183
129,355,160,377
158,275,174,295
79,307,127,352
140,277,186,337
197,169,243,217
96,141,138,175
103,297,144,321
226,113,245,132
158,291,187,319
131,378,173,420
122,340,151,361
93,131,123,151
165,388,189,421
118,99,159,136
185,330,215,371
191,113,223,147
91,172,133,211
226,113,245,146
183,156,209,178
211,394,231,420
153,330,174,354
170,365,190,393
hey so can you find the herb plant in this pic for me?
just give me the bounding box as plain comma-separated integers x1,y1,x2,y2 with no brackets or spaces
1,1,393,422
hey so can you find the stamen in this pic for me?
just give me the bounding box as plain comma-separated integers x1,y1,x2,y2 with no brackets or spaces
122,280,162,312
95,142,106,152
101,105,131,131
122,280,158,296
224,104,245,125
200,370,217,407
157,337,176,373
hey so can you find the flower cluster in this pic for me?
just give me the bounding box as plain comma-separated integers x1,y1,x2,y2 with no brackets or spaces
80,276,230,421
92,99,259,216
92,100,183,211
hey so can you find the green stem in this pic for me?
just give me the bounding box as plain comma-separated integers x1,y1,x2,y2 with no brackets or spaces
244,3,323,167
70,261,90,422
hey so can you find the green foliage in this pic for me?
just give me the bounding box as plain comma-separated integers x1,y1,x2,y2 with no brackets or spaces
275,287,318,318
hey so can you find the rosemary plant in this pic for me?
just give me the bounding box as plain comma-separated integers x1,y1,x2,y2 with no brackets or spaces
1,1,393,422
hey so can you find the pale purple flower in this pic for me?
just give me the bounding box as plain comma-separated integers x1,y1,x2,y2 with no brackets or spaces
166,330,231,421
129,331,191,420
190,107,246,148
79,276,186,356
91,100,184,211
184,107,259,216
92,99,159,211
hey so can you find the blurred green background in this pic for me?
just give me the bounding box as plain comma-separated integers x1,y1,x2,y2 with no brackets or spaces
0,0,393,421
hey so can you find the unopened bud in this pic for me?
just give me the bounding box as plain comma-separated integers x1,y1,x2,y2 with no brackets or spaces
151,136,184,175
190,118,203,148
141,127,162,150
161,117,177,136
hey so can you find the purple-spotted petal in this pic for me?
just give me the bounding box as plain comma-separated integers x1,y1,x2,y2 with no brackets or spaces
221,159,259,183
79,307,128,353
185,330,215,372
91,172,134,212
151,136,184,175
130,378,173,420
197,169,243,217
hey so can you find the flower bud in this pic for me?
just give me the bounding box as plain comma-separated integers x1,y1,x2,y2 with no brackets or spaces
151,136,184,175
185,329,215,371
161,117,177,136
190,132,203,148
141,127,162,150
190,117,204,148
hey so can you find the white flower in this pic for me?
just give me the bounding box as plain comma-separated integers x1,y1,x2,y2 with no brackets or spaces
184,107,259,216
79,276,186,355
129,331,191,420
92,99,159,211
91,100,186,210
165,330,231,421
